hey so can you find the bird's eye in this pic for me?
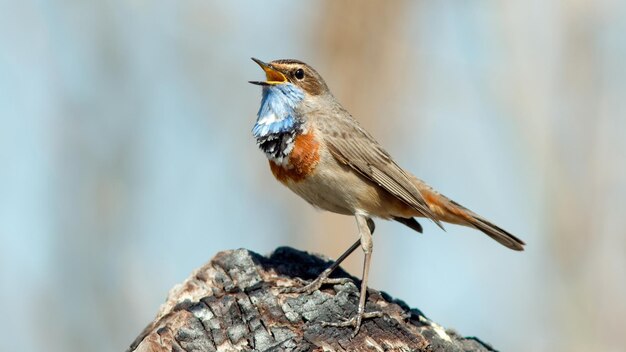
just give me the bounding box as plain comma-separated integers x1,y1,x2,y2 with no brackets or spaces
294,68,305,80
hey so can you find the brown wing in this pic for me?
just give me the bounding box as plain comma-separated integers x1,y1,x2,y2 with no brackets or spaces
324,121,443,228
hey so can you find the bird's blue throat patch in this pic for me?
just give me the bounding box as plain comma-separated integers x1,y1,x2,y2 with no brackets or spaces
253,83,305,164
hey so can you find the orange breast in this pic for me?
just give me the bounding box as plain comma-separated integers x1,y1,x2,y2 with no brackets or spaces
269,132,320,183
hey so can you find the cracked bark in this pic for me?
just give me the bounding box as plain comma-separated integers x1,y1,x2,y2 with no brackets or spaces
128,247,497,352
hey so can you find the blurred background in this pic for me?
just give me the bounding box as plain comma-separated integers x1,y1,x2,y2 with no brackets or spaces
1,1,625,351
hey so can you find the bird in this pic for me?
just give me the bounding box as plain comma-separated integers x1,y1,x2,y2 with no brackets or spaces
249,57,525,336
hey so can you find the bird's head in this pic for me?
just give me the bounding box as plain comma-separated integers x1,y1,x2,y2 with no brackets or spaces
249,58,329,96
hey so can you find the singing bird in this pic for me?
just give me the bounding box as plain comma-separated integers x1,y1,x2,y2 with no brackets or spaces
249,58,525,335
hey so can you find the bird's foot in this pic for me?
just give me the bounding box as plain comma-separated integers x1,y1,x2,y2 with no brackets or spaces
321,310,383,337
279,269,352,295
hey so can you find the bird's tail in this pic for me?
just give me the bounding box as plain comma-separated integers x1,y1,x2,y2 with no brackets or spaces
462,210,525,251
412,179,525,251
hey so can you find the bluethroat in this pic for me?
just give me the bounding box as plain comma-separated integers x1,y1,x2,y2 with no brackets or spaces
249,58,525,336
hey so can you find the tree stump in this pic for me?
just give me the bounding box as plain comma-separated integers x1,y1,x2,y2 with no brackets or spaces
128,247,496,352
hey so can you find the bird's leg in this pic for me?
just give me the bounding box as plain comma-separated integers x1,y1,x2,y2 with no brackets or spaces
280,218,375,295
321,214,383,336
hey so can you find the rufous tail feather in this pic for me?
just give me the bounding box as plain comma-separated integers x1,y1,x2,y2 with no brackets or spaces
414,180,525,251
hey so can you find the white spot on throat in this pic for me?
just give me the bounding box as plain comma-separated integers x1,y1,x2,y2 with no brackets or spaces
256,112,280,126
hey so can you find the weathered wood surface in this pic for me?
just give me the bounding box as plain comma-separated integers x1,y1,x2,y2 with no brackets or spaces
128,247,496,352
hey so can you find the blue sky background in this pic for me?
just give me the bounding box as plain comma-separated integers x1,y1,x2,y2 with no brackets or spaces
1,1,625,351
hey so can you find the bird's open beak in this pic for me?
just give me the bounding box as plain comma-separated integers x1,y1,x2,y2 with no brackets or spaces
249,58,287,86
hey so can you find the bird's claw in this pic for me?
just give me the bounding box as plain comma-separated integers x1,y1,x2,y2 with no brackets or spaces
279,275,352,295
321,311,383,337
